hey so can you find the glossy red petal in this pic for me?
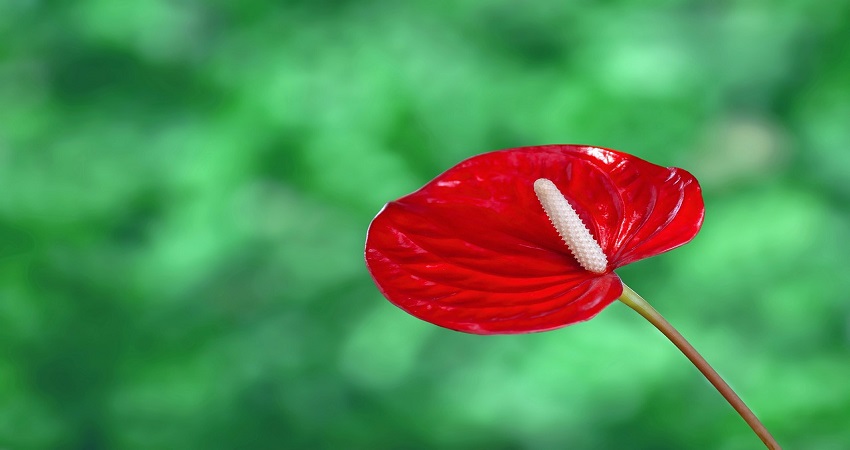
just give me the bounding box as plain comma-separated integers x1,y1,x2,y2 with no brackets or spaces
365,145,704,334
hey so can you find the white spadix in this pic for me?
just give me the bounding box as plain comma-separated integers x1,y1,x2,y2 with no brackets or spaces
533,178,608,273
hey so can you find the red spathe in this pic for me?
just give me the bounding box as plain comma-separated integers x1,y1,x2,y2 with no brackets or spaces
365,145,705,334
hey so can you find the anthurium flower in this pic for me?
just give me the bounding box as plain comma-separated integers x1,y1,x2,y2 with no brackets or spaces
365,145,704,334
364,144,781,449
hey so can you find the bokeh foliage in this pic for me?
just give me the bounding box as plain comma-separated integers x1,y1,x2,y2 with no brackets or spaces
2,0,850,448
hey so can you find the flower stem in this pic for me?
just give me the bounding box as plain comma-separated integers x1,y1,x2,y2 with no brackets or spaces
617,282,781,449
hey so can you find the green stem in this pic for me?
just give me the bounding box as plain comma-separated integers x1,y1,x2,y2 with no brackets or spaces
618,282,781,450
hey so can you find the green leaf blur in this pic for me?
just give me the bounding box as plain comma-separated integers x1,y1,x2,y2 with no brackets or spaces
1,1,849,449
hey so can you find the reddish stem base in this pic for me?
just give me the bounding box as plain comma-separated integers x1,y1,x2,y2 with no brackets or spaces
618,282,781,450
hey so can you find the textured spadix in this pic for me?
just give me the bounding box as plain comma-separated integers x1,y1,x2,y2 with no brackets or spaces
534,178,608,273
365,145,704,334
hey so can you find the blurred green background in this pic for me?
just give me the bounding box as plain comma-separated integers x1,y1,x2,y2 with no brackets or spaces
1,0,849,448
